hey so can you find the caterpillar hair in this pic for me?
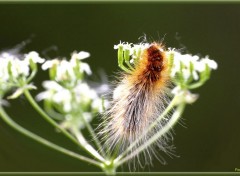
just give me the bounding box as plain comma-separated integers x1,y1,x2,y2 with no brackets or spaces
99,42,175,168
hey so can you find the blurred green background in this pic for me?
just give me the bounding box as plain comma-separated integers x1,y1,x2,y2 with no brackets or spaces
0,2,240,173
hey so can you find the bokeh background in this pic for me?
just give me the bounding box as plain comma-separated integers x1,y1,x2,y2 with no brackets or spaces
0,2,239,173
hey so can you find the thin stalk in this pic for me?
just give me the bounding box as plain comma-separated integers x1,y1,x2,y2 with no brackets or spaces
78,110,105,157
0,106,101,167
114,95,178,163
23,90,79,146
24,89,105,162
68,86,105,157
71,127,106,163
115,103,186,167
188,81,206,89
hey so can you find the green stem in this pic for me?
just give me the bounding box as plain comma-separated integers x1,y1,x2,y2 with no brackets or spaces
0,106,101,167
188,80,207,89
115,103,186,167
24,89,105,162
71,127,106,162
23,90,79,146
78,110,105,157
102,160,116,176
114,95,178,163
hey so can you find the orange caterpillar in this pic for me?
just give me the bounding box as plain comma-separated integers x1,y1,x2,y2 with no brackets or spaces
101,42,173,165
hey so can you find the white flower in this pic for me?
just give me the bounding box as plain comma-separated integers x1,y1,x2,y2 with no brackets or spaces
56,60,76,81
169,50,217,82
36,81,63,101
195,56,218,72
74,83,98,104
70,54,92,75
36,80,72,112
42,51,92,82
80,63,92,75
37,80,103,115
114,42,149,58
25,51,45,63
202,57,218,69
0,50,45,86
172,86,199,104
114,41,123,49
53,89,72,112
114,42,133,55
71,51,90,60
0,53,30,79
9,58,30,78
41,59,59,70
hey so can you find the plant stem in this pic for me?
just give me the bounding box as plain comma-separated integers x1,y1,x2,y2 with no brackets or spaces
71,127,106,162
23,90,79,145
24,89,105,161
0,105,101,167
78,109,105,157
114,95,178,163
115,103,186,166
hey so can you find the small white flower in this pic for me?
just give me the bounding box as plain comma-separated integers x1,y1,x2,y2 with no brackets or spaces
42,80,63,91
169,50,217,82
71,51,90,60
70,54,92,75
172,86,198,104
182,68,191,80
41,59,59,70
122,42,132,51
25,51,45,64
114,41,123,49
74,83,98,104
80,62,92,75
114,42,133,54
9,58,30,78
37,80,73,112
114,42,150,59
42,51,91,82
197,56,218,71
56,60,76,81
53,89,72,112
36,91,52,101
36,81,63,101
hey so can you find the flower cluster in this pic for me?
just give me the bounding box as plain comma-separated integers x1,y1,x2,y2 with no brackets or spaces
0,48,106,130
167,50,217,88
114,42,218,105
0,51,45,97
113,42,217,84
114,42,150,66
37,51,107,130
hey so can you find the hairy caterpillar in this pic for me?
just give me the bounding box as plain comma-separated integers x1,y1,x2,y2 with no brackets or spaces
100,42,174,167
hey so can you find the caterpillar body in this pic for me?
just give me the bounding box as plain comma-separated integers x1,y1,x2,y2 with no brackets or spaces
101,42,173,166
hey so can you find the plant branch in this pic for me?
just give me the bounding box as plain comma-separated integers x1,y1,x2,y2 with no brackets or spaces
24,89,105,161
78,109,106,157
23,90,80,146
71,127,106,163
0,105,101,167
